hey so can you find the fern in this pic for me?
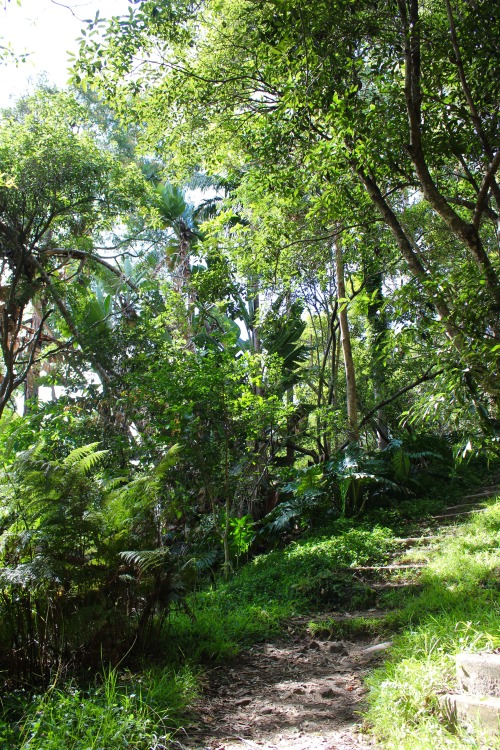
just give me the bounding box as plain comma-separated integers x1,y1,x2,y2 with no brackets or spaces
392,448,411,482
155,443,183,478
193,548,220,572
265,502,300,533
0,438,198,679
63,443,109,473
406,450,444,460
62,442,101,466
120,547,173,574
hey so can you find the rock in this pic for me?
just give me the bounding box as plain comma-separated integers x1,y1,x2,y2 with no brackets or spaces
329,641,349,655
320,686,345,699
440,693,500,737
234,697,252,707
456,653,500,698
292,687,306,695
360,641,393,655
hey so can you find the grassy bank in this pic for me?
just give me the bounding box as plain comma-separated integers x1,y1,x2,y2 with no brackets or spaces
1,666,198,749
364,499,500,749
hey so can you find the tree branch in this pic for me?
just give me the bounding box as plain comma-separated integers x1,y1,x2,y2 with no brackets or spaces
473,150,500,230
285,441,319,463
397,0,500,306
338,367,444,451
444,0,500,215
447,196,498,223
44,249,140,292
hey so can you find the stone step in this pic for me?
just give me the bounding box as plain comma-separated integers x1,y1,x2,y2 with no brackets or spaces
443,502,484,513
388,551,432,561
432,507,488,521
457,653,500,698
461,488,500,500
394,536,439,547
346,564,425,572
440,693,500,737
292,609,389,627
371,581,423,592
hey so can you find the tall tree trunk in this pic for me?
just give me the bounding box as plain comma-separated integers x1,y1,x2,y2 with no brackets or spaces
365,262,389,449
173,220,195,346
23,313,42,415
334,238,359,442
249,278,261,354
316,300,338,459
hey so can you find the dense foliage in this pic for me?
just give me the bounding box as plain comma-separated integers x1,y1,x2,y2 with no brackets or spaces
0,1,499,747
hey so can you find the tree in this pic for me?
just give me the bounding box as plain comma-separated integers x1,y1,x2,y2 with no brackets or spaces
0,88,149,414
74,0,500,438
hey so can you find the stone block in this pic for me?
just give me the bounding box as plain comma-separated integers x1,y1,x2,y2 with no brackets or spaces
440,693,500,737
457,653,500,697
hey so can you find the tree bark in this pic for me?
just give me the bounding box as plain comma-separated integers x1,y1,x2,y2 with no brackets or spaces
365,263,389,449
334,238,359,442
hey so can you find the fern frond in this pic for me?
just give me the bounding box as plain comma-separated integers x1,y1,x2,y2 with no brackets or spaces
0,557,57,588
63,443,101,467
406,450,444,460
155,444,183,478
120,547,173,574
103,476,128,492
265,502,300,533
192,548,219,572
62,444,109,475
112,474,158,501
73,450,109,475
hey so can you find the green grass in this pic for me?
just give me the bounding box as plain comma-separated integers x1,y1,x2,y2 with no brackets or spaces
365,500,500,749
163,523,396,663
1,666,198,750
307,612,404,641
0,521,398,747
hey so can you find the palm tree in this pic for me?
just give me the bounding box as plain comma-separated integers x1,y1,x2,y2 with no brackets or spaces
154,180,220,293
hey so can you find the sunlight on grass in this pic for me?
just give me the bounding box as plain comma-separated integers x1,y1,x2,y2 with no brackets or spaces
365,501,500,749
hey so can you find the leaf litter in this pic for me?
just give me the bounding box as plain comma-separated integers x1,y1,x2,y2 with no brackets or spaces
177,621,384,750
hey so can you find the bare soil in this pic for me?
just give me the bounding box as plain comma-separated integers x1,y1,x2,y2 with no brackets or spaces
177,622,385,750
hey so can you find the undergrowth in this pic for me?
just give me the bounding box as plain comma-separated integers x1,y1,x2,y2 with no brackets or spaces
2,460,498,749
164,524,396,662
1,666,197,750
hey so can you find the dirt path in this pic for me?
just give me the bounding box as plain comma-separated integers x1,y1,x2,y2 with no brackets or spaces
176,487,499,750
177,622,388,750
